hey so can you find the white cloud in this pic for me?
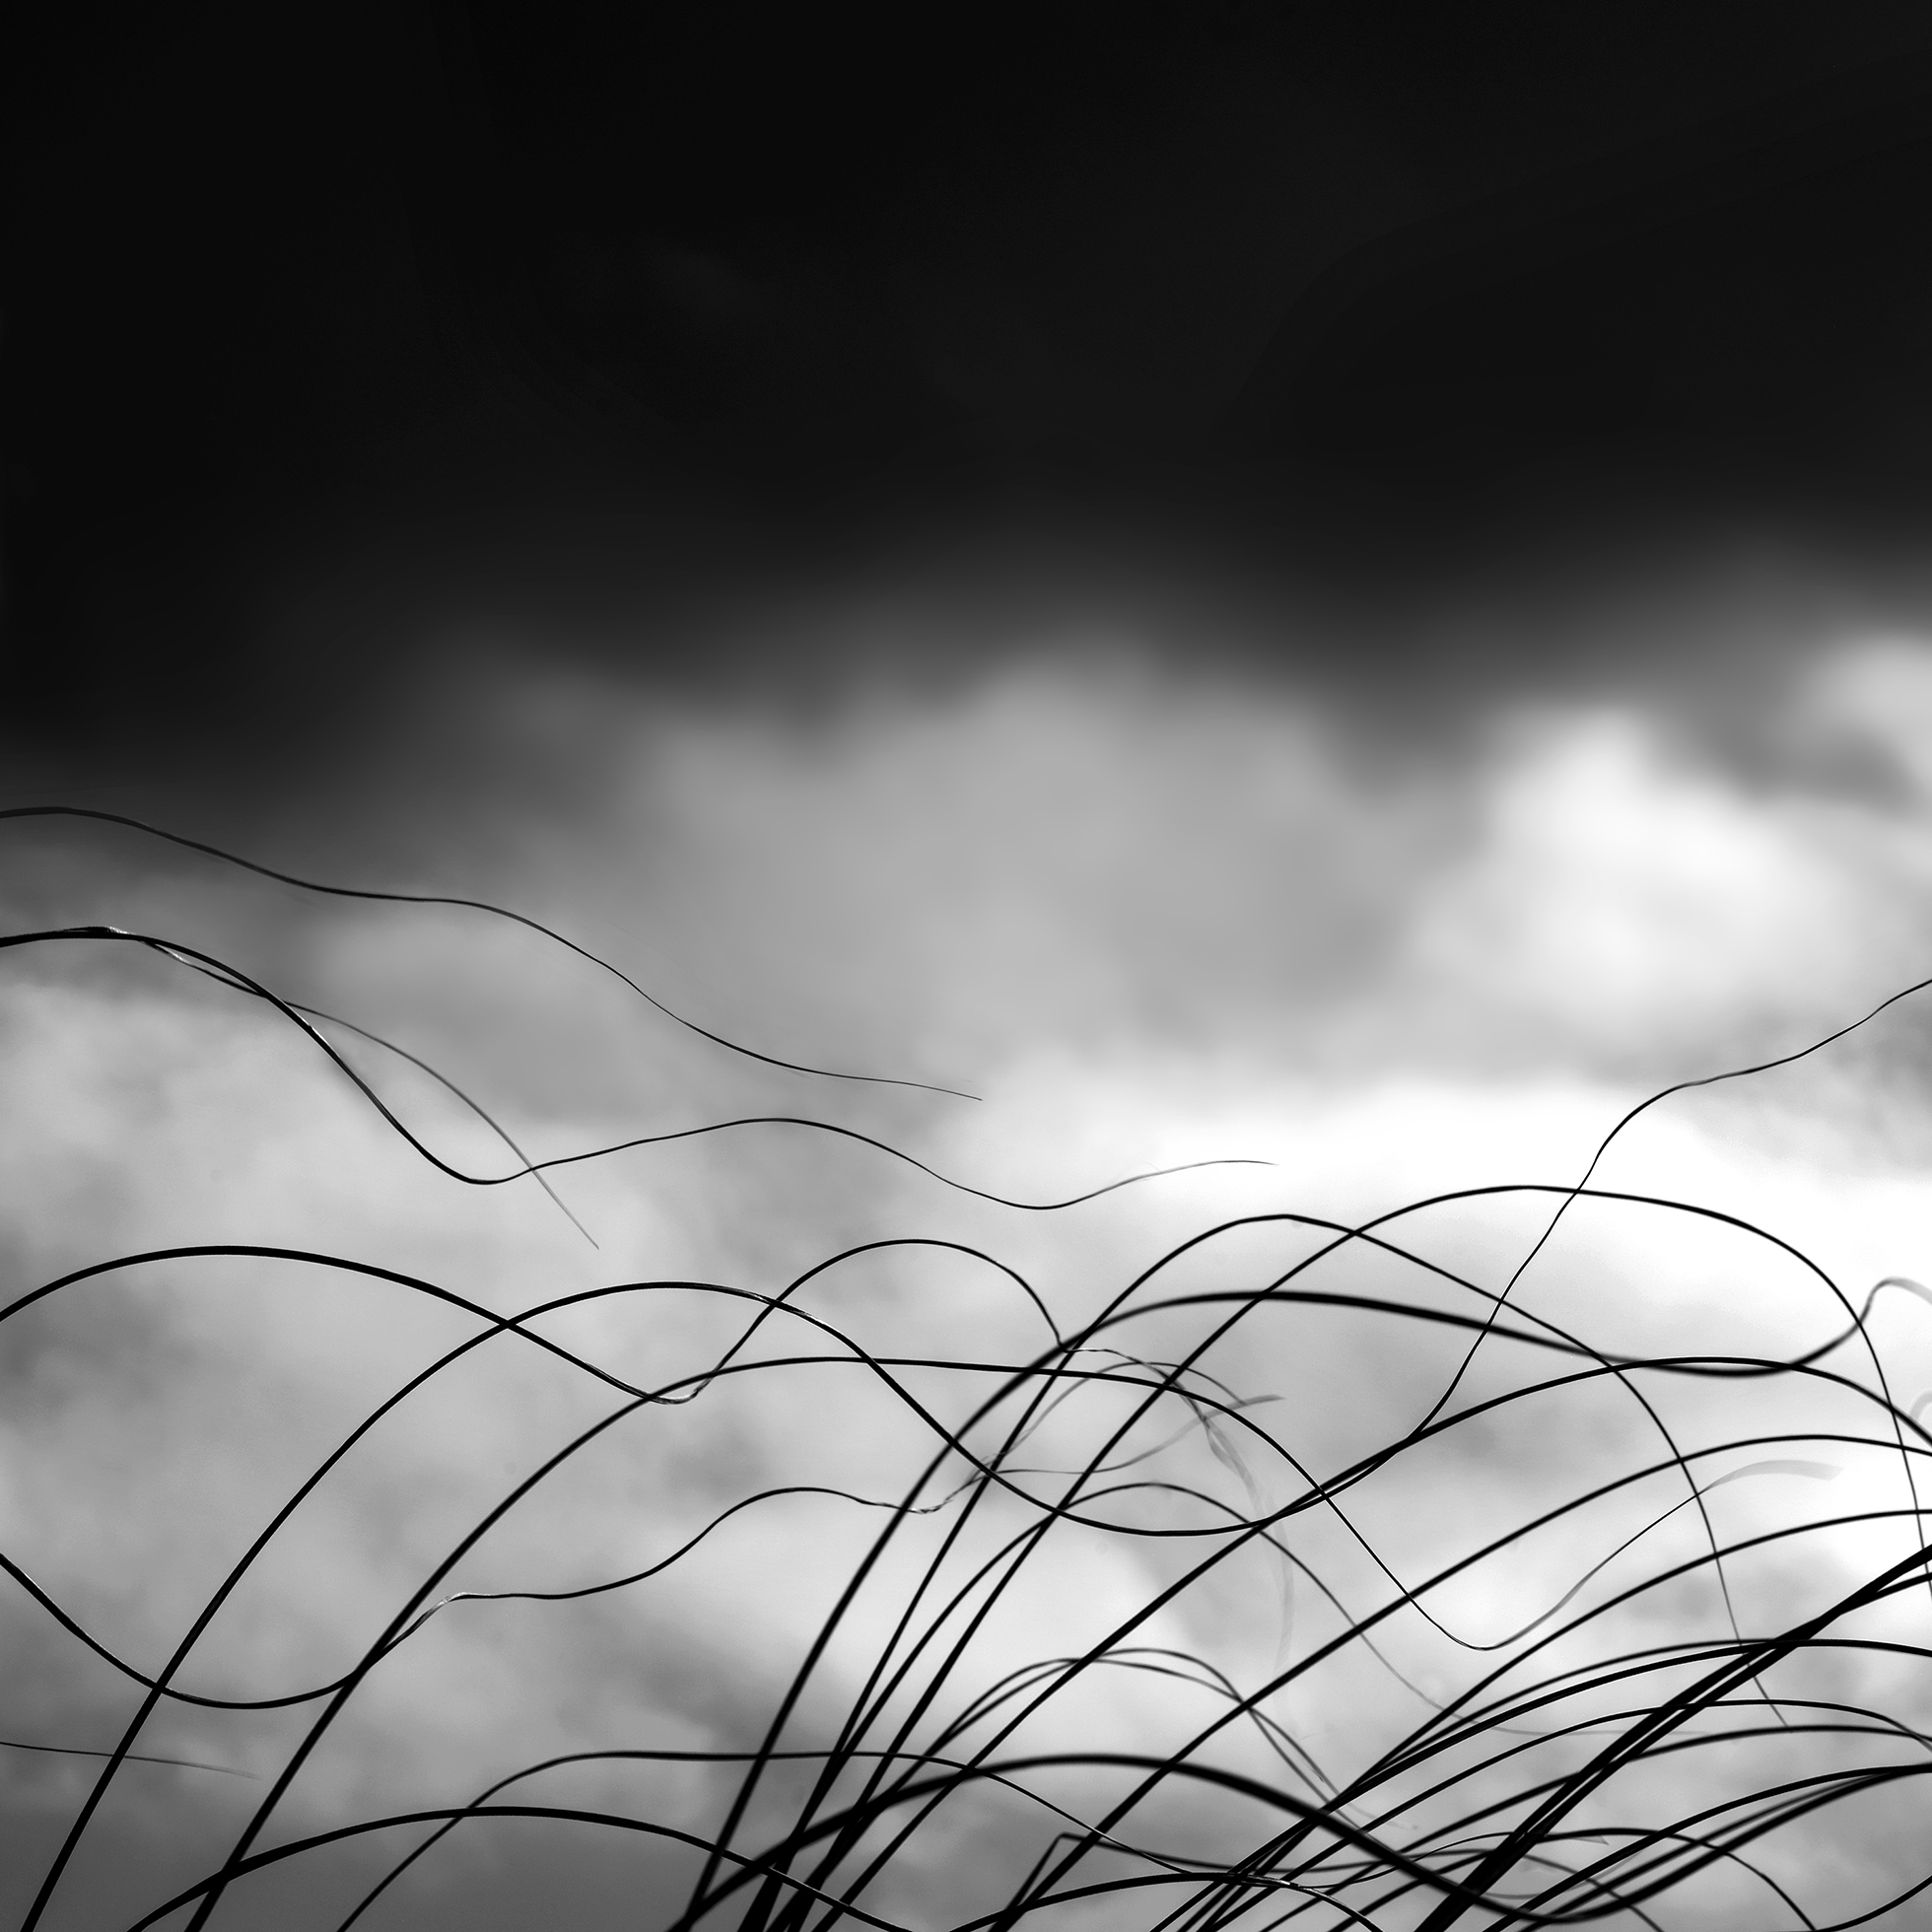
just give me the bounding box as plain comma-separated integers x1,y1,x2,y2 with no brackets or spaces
10,626,1932,1926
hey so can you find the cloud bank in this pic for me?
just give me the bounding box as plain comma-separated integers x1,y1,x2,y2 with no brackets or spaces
7,591,1932,1929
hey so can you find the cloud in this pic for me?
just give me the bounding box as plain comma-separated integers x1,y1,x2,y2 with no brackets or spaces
7,615,1932,1926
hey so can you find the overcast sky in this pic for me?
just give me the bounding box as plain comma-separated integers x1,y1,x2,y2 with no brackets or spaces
11,9,1932,1930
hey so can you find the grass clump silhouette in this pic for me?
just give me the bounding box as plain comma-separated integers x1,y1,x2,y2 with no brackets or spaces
5,806,1932,1931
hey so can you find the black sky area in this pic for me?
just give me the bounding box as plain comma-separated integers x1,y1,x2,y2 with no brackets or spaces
10,3,1932,759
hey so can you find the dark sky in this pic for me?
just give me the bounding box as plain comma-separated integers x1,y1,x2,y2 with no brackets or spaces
10,2,1932,747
